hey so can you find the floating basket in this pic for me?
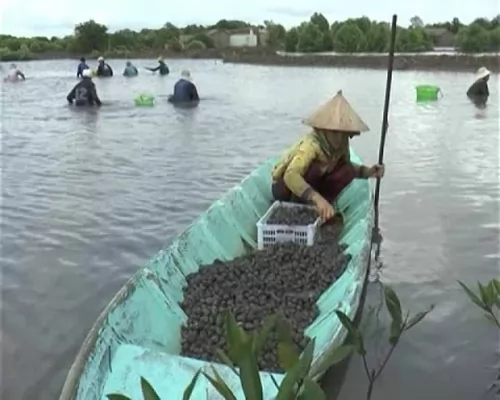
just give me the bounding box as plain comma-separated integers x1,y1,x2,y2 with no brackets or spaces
416,85,441,101
134,94,155,107
256,201,321,250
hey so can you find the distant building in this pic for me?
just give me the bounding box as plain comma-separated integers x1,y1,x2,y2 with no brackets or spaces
206,28,260,48
425,27,456,49
229,28,258,47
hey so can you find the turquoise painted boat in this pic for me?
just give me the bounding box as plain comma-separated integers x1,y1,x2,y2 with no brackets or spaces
59,148,374,400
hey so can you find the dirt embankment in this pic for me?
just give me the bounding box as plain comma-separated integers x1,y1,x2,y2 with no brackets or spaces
221,52,500,72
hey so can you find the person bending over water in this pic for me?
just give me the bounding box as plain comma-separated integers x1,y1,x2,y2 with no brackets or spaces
67,69,102,106
147,56,169,75
271,90,385,222
168,70,200,104
4,64,25,82
123,61,138,77
77,57,89,78
96,56,113,77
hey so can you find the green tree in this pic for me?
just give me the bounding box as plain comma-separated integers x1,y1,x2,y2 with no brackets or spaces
365,22,390,52
489,27,500,50
397,27,433,52
190,33,215,48
350,17,372,35
186,40,206,51
74,20,108,53
449,17,463,34
333,21,367,52
284,27,299,52
456,23,490,52
264,20,286,48
309,12,329,33
297,22,324,52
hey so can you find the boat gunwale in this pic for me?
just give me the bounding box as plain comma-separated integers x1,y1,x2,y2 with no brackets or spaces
59,273,140,400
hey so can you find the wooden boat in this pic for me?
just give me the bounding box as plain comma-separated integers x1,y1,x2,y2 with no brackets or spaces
59,149,374,400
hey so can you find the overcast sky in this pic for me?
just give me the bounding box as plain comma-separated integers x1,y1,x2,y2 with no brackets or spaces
0,0,498,37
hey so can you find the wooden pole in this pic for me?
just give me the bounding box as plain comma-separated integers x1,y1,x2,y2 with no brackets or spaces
373,14,398,228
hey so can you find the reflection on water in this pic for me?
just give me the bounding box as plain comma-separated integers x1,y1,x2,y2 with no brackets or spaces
1,59,498,400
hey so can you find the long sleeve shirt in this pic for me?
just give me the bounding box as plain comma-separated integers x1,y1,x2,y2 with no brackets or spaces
77,62,89,78
271,132,365,201
67,78,102,106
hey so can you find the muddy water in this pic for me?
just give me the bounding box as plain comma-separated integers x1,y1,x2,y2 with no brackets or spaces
1,59,498,399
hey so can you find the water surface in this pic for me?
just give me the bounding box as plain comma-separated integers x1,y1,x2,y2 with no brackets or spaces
1,59,498,400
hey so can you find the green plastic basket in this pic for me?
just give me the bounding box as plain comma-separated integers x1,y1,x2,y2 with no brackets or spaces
134,94,155,107
416,85,441,101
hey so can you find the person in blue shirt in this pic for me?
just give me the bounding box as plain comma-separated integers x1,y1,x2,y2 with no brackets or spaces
123,61,138,77
168,70,200,104
77,57,89,79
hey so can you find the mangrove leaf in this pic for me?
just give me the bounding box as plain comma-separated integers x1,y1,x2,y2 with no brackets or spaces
183,370,201,400
335,310,365,355
140,377,160,400
299,377,326,400
203,366,237,400
238,338,264,400
383,285,403,326
458,281,487,311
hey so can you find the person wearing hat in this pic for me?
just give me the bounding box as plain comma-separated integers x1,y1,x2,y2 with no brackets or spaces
123,60,139,77
67,69,102,106
168,69,199,104
96,56,113,77
467,66,490,98
271,90,385,222
146,56,170,76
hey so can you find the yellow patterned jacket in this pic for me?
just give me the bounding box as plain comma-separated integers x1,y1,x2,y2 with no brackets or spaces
271,131,363,200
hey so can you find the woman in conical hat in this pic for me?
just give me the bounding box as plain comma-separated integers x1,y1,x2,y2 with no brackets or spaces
466,66,490,98
272,90,385,222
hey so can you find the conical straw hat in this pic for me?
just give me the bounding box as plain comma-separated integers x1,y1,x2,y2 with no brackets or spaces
302,90,370,133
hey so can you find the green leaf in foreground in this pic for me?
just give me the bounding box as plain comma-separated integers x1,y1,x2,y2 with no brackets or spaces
277,341,300,371
404,305,435,332
458,281,487,311
203,366,237,400
141,377,160,400
276,338,316,400
183,369,201,400
383,285,403,326
238,338,264,400
299,377,326,400
252,314,277,357
106,395,131,400
224,310,245,363
335,310,365,355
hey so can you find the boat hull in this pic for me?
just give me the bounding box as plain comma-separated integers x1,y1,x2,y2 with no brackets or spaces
59,150,374,400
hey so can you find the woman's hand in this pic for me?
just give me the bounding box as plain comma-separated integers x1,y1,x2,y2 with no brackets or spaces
368,164,385,178
312,193,335,222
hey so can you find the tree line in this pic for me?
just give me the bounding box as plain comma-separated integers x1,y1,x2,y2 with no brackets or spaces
0,14,499,61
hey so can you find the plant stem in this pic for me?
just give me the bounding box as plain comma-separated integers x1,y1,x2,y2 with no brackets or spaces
366,379,374,400
373,343,397,381
361,354,372,384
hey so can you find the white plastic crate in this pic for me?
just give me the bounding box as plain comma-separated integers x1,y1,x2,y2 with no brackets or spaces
257,201,321,249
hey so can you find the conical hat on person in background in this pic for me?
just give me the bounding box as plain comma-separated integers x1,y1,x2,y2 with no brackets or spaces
474,66,491,82
302,90,370,133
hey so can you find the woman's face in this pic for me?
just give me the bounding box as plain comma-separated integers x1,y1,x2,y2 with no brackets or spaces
323,130,359,147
